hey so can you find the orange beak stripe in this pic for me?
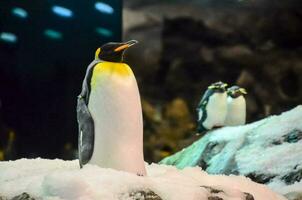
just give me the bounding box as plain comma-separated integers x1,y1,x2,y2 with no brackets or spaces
114,44,130,52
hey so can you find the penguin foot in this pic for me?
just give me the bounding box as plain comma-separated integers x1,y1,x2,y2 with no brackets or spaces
196,124,207,133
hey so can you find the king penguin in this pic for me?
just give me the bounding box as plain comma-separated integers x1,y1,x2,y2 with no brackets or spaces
224,86,247,126
196,81,228,132
77,40,147,176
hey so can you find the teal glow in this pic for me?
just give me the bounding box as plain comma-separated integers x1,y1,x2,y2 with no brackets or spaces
12,7,28,18
52,6,73,18
96,27,113,37
0,32,17,43
44,29,63,40
95,2,114,14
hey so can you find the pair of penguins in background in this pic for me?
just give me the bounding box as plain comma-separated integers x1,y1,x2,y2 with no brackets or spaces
196,81,247,133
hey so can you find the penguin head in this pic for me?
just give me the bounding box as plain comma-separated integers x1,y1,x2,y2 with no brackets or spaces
95,40,138,62
227,86,247,98
208,81,228,93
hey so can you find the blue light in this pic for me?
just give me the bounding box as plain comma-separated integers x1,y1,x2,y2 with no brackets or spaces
12,7,28,18
0,32,17,43
95,2,114,14
96,27,113,37
44,29,63,40
52,6,73,18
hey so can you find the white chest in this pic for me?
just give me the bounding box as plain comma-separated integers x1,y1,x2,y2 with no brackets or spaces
87,72,146,175
225,96,246,126
201,92,227,129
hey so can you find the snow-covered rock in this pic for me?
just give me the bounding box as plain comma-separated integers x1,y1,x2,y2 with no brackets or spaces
0,159,285,200
160,105,302,198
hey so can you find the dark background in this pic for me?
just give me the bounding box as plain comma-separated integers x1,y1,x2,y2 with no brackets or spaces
0,0,302,162
123,0,302,162
0,0,122,158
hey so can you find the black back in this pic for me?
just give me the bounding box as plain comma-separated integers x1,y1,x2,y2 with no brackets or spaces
77,59,101,167
196,89,215,132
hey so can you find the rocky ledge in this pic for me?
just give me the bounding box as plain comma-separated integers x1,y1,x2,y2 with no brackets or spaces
160,106,302,198
0,193,35,200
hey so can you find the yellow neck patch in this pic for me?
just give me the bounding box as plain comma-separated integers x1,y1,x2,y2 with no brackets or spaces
91,62,133,89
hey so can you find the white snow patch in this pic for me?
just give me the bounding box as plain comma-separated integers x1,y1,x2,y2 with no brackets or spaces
0,159,285,200
204,105,302,195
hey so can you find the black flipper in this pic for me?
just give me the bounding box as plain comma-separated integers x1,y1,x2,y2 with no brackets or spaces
77,60,100,168
77,96,94,168
196,89,214,133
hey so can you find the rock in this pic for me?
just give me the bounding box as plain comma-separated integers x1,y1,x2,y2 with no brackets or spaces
165,98,191,121
0,193,36,200
201,186,224,194
11,193,35,200
246,173,276,184
282,168,302,185
142,99,161,123
208,197,223,200
125,190,163,200
198,142,227,171
284,129,302,144
284,192,302,200
160,106,302,196
272,129,302,146
142,98,195,162
201,185,255,200
244,193,255,200
218,45,253,59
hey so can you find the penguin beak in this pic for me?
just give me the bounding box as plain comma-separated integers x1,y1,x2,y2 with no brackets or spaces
239,88,247,94
114,40,138,52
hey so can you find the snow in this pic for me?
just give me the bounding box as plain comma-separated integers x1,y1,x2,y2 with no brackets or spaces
0,159,285,200
2,107,301,200
233,106,302,192
209,106,302,194
161,105,302,197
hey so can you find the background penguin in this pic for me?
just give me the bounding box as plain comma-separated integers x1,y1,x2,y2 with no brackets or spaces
77,40,147,176
197,81,228,132
225,86,247,126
